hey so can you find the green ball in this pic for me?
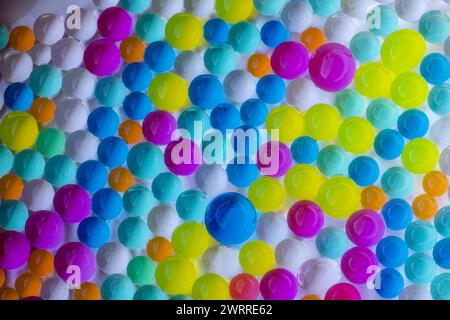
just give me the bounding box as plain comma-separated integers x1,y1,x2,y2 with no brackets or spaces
127,256,157,286
134,285,167,300
136,14,165,43
0,145,14,176
0,200,29,231
94,76,127,107
44,155,77,187
13,149,45,181
123,185,156,217
335,89,365,118
36,128,66,158
29,64,62,98
0,24,8,51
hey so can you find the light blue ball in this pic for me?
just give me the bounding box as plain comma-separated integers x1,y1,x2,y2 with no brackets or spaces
211,103,240,132
204,43,236,76
419,10,450,44
127,142,164,180
176,189,208,222
420,53,450,85
435,206,450,237
405,253,437,284
44,155,77,187
178,108,211,138
203,18,229,44
375,268,404,299
254,0,287,16
366,98,399,129
101,274,135,300
13,149,45,181
433,238,450,269
123,185,156,217
120,0,150,13
405,221,437,253
428,84,450,116
94,77,127,107
0,200,28,231
291,136,319,164
29,64,62,98
0,145,13,176
367,5,398,37
381,199,413,231
381,167,413,198
135,14,165,43
134,285,167,300
350,31,381,63
240,99,268,127
308,0,339,17
0,24,8,50
92,188,123,220
256,75,286,104
376,236,408,268
317,145,349,177
431,273,450,300
335,89,365,118
77,216,110,249
152,172,183,203
76,160,108,193
226,156,259,188
228,21,261,54
118,217,150,249
315,226,349,259
348,156,379,187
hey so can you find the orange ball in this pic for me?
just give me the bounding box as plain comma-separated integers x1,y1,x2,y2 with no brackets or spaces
0,269,5,288
28,250,54,277
108,167,134,192
0,287,19,300
301,27,326,52
247,53,272,78
15,272,41,298
74,282,101,300
413,194,438,220
9,26,35,52
0,173,24,201
146,236,173,262
28,98,56,124
423,171,448,197
361,185,386,211
119,120,143,144
302,294,321,300
120,36,146,63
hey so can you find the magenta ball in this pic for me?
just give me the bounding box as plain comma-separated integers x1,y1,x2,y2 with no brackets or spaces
345,210,385,247
309,43,356,92
287,200,324,238
83,39,121,76
164,138,201,176
97,7,133,41
325,283,361,300
271,41,309,80
341,246,378,285
257,142,292,177
0,231,30,270
54,242,96,283
53,184,91,224
142,110,178,145
260,268,298,300
25,210,65,250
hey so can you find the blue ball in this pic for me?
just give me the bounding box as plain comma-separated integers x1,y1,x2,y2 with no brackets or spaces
405,253,437,284
226,157,259,188
348,156,380,187
381,167,413,199
0,200,28,231
176,189,208,222
151,172,183,203
367,5,398,37
240,99,268,127
374,129,405,160
127,142,163,180
203,18,229,44
77,216,110,249
315,226,349,259
123,91,153,120
178,107,211,138
76,160,108,193
203,43,236,76
433,238,450,269
291,136,319,164
366,98,399,129
205,192,257,245
419,10,450,44
435,206,450,237
122,62,152,92
397,109,429,139
381,199,413,231
94,76,127,107
88,107,120,139
228,21,260,54
92,188,122,220
350,31,381,63
4,82,33,111
118,217,150,250
420,53,450,85
256,75,286,104
429,84,450,115
97,136,128,168
144,41,176,73
254,0,287,16
376,236,408,268
101,274,135,300
261,20,289,48
210,103,240,132
44,155,77,188
375,268,404,299
189,74,224,109
405,221,437,252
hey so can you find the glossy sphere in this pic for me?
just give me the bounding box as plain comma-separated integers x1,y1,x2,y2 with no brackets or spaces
260,268,298,300
423,171,448,196
361,186,386,211
301,27,326,52
9,26,35,52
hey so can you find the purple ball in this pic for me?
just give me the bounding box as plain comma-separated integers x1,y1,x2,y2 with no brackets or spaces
0,231,30,270
53,184,91,224
54,242,96,284
164,138,201,176
25,211,65,250
97,7,133,41
345,210,385,247
83,39,121,76
260,268,298,300
257,142,292,177
142,110,178,146
271,41,309,80
287,200,324,238
341,246,378,285
309,43,356,92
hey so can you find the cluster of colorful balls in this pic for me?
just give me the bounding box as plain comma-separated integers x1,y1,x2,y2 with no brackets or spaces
0,0,450,301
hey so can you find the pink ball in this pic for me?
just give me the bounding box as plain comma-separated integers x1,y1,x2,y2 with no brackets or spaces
287,200,324,238
345,209,385,247
0,231,30,270
83,39,121,76
271,41,309,80
54,242,96,284
309,43,356,92
164,138,201,176
25,210,65,250
260,268,298,300
229,273,260,300
142,110,178,145
325,283,361,300
53,184,91,224
97,7,133,41
341,246,378,284
257,142,292,177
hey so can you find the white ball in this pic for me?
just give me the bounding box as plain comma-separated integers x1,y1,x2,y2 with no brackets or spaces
376,0,393,3
33,14,65,45
97,242,131,275
0,52,33,83
324,13,356,44
281,0,313,33
65,8,97,42
224,70,256,104
195,164,227,196
256,212,288,246
341,0,372,19
445,36,450,58
440,146,450,175
298,258,341,296
395,0,427,22
286,78,319,111
55,99,89,134
29,43,51,65
148,205,180,238
185,0,215,18
174,50,204,81
51,38,84,71
62,67,97,100
152,0,184,18
202,246,240,278
399,285,432,300
65,130,99,163
93,0,119,9
275,238,312,273
40,278,70,300
430,117,450,148
21,179,55,212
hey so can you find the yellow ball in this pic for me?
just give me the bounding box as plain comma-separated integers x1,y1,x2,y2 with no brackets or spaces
338,117,375,154
305,104,341,141
318,176,361,219
149,73,188,112
165,13,203,51
266,105,304,143
248,176,286,212
0,111,38,152
215,0,254,23
155,256,197,295
172,222,211,258
192,274,230,300
381,29,426,73
402,138,439,174
284,164,325,200
391,72,428,109
239,240,275,276
355,62,393,99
